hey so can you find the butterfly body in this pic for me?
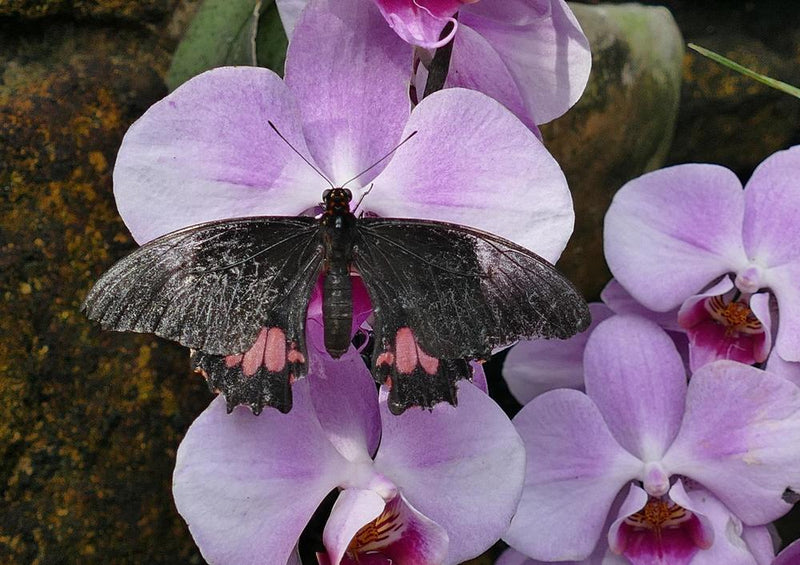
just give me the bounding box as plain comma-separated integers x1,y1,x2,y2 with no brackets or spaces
83,189,590,415
319,187,358,358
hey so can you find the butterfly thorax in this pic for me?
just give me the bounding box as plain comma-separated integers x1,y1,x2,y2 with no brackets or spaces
320,188,358,358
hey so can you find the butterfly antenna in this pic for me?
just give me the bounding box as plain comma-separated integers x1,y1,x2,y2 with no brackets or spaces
340,131,418,188
268,120,335,189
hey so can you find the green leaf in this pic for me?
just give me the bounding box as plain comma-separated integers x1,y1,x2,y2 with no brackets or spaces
688,43,800,100
255,1,289,77
166,0,286,91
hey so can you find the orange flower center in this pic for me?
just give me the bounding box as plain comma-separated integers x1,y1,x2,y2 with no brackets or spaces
706,296,762,337
625,497,692,534
347,503,403,558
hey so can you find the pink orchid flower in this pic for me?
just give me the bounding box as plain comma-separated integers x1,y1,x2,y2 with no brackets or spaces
504,316,800,564
276,0,591,129
605,147,800,366
173,345,524,564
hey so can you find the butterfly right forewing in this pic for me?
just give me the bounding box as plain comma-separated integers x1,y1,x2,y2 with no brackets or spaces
355,218,588,354
353,218,589,413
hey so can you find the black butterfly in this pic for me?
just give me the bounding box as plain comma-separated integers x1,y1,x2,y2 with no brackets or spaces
82,186,590,415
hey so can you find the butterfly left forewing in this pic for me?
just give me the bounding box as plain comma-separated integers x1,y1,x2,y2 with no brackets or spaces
82,216,324,413
353,218,590,413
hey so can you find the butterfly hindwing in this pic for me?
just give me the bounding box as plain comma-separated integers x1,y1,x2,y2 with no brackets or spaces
372,329,471,415
354,218,590,413
191,324,308,414
82,216,324,413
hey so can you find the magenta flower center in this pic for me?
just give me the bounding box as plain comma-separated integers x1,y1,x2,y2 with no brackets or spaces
624,497,692,534
616,495,708,564
705,296,763,337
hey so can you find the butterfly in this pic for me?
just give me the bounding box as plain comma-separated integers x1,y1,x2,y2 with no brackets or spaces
82,183,590,415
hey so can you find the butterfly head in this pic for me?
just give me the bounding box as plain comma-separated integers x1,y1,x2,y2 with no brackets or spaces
322,187,353,214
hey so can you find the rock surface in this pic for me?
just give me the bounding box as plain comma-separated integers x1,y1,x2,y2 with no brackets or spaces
545,3,684,299
0,21,205,563
582,0,800,176
0,0,177,20
661,0,800,175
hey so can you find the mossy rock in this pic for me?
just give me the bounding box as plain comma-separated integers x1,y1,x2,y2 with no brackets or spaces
0,0,178,21
544,3,684,299
0,22,207,564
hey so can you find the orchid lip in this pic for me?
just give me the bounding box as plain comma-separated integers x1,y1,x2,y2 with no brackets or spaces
623,496,693,534
704,295,763,336
346,496,406,558
328,492,450,565
677,288,769,369
614,494,706,563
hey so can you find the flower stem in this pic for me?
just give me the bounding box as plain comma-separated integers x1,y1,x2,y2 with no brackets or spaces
423,19,456,98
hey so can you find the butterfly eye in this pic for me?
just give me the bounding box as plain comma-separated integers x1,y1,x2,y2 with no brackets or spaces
343,189,352,201
322,189,332,202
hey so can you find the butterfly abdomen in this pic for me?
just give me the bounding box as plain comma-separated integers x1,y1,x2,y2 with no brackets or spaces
321,195,358,359
322,270,352,358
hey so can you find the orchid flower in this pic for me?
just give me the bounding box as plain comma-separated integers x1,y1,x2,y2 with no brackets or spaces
502,280,687,404
116,0,573,263
502,302,613,404
276,0,591,129
173,340,524,564
498,486,776,565
504,315,800,564
604,147,800,365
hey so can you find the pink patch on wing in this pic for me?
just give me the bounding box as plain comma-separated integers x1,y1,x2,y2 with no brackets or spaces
264,327,287,372
241,328,268,376
395,327,418,373
287,341,305,364
393,327,440,375
224,353,243,368
227,327,305,376
376,351,395,367
417,348,439,375
614,497,708,565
